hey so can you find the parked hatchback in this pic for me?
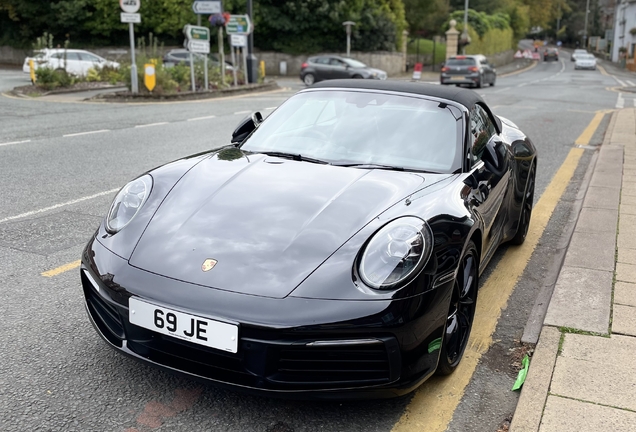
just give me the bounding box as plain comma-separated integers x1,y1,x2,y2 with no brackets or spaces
299,56,387,86
23,49,119,76
440,55,496,88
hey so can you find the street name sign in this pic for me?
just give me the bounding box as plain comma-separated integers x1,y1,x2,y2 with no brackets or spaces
230,34,247,47
183,25,211,42
226,15,252,34
188,40,211,54
120,13,141,23
192,1,221,14
119,0,140,13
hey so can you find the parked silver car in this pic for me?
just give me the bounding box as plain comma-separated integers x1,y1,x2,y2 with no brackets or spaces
23,49,119,76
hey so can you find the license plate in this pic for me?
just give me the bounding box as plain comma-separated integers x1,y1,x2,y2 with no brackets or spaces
129,297,238,353
450,75,465,80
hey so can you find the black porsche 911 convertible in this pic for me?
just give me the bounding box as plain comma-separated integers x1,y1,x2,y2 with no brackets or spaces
81,80,536,399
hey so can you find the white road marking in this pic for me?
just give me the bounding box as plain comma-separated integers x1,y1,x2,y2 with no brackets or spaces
0,188,120,224
617,79,627,87
187,115,216,121
264,107,277,110
234,110,251,115
633,98,636,107
135,122,169,128
0,139,31,147
63,129,110,137
628,80,635,86
616,93,625,109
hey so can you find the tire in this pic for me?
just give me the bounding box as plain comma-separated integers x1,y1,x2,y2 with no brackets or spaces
436,240,479,376
303,73,315,86
490,76,496,87
352,74,363,79
511,167,536,245
475,76,483,89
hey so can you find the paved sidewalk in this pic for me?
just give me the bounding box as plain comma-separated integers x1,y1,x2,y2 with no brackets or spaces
511,108,636,431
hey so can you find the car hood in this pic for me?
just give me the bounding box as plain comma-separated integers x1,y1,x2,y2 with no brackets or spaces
129,151,431,299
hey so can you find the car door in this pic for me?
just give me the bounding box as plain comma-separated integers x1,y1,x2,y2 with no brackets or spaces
465,104,512,261
312,57,331,80
480,58,493,83
63,52,83,75
78,52,104,75
328,58,350,79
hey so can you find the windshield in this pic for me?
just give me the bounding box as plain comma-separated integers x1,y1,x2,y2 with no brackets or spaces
343,58,367,68
240,90,462,173
579,54,595,60
574,50,587,54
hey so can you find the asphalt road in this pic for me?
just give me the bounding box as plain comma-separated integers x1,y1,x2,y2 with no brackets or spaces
0,54,630,431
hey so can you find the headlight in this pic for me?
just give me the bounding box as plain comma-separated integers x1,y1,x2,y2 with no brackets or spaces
358,217,433,289
105,175,152,234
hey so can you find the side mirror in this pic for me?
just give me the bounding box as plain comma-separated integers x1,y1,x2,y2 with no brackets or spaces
231,111,263,144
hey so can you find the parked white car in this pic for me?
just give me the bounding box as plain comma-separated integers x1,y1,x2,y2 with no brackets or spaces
23,49,120,76
574,54,597,70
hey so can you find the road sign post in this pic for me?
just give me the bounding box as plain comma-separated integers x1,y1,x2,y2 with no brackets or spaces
183,25,211,91
120,0,141,94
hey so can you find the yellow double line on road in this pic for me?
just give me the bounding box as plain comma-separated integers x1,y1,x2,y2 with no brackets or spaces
392,112,606,432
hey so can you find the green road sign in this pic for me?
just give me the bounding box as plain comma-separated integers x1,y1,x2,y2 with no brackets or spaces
183,25,210,41
226,15,252,34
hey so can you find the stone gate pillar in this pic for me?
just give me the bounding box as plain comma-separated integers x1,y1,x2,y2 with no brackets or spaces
445,20,459,60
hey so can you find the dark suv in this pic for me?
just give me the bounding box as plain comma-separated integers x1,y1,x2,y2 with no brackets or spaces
440,55,496,88
299,56,387,86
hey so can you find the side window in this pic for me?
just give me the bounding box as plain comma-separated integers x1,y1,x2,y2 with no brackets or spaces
329,58,344,66
470,105,496,164
80,53,101,62
65,52,81,61
315,57,330,65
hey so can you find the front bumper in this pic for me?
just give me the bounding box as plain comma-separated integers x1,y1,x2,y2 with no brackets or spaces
81,237,450,399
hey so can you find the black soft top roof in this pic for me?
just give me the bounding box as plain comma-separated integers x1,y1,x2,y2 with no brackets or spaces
308,79,501,132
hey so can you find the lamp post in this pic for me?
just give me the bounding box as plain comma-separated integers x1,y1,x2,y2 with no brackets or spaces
462,0,470,54
343,21,356,57
582,0,591,49
246,0,257,83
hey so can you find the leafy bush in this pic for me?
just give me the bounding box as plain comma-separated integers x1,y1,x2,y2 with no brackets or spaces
34,67,77,90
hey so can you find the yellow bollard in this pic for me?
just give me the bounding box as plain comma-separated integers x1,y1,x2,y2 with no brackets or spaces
144,63,156,92
29,59,36,84
259,60,265,79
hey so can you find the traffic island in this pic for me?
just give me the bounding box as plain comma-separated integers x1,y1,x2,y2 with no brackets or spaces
10,82,126,98
87,80,280,102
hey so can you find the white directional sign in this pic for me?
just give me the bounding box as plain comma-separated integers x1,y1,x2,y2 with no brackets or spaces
119,0,140,13
230,34,247,47
192,1,221,14
120,13,141,23
188,40,211,54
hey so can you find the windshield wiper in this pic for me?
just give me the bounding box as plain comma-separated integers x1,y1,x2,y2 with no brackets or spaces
334,163,434,173
261,151,330,164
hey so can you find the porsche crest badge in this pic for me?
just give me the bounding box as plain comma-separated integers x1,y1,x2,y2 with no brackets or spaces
201,259,218,272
